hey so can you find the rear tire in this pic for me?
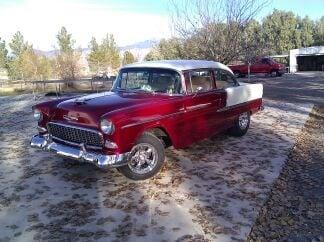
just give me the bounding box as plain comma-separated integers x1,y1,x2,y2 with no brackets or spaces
229,112,250,137
117,132,165,180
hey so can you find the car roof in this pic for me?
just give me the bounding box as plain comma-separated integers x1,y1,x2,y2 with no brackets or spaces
122,60,234,74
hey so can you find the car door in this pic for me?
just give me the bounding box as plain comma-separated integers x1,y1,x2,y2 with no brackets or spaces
250,60,260,73
181,69,225,143
257,58,271,73
216,69,241,126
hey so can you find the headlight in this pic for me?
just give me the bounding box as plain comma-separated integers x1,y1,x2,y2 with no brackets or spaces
33,109,43,122
100,119,114,134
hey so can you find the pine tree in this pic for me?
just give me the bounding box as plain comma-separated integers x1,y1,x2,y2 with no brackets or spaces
314,17,324,46
56,26,81,80
87,34,120,74
0,37,8,69
122,51,136,65
9,31,27,57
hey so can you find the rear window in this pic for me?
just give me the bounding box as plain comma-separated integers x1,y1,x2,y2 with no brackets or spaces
215,70,237,89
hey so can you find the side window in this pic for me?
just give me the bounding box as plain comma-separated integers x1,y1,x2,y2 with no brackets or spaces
215,70,237,89
188,70,214,93
261,58,269,64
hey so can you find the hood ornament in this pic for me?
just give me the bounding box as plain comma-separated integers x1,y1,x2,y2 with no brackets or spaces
63,115,78,121
74,98,87,105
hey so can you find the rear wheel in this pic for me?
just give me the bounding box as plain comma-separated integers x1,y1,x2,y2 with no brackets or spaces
117,132,165,180
229,112,250,137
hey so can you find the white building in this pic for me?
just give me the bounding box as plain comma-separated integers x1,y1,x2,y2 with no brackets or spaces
289,46,324,73
272,46,324,73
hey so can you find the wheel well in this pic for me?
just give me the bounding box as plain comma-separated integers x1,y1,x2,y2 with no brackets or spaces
146,127,172,148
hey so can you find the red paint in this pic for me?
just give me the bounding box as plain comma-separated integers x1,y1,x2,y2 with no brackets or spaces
33,69,262,155
229,57,285,75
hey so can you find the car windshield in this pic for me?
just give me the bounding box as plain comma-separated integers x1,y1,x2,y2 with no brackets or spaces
112,68,182,94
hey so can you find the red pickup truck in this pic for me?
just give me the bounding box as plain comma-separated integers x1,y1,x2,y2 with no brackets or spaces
229,58,286,77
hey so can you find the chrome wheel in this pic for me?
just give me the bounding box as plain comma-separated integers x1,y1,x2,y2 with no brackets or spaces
238,112,249,129
128,143,158,175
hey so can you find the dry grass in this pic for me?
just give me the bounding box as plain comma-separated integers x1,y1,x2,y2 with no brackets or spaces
0,87,26,96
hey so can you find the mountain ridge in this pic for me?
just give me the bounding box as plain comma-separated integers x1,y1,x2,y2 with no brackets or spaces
35,39,158,57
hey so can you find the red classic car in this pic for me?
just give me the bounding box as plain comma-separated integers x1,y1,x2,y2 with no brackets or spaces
229,57,286,77
31,60,263,180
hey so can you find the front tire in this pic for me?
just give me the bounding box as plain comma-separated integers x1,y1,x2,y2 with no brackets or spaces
229,112,250,137
118,132,165,180
270,70,279,77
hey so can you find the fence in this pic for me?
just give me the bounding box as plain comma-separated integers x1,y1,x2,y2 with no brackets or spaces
0,77,116,96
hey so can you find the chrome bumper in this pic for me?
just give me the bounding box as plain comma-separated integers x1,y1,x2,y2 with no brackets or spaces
30,134,129,168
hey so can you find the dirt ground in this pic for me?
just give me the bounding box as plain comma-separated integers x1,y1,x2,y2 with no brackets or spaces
0,72,322,242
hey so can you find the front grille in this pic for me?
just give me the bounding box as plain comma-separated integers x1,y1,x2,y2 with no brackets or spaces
47,122,103,148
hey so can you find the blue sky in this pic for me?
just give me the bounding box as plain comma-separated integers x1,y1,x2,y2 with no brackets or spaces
0,0,323,50
260,0,324,20
76,0,324,18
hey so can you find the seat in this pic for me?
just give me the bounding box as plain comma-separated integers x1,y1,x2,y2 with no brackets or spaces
151,76,174,93
191,76,212,92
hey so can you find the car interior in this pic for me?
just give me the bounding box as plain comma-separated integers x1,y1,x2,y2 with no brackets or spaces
190,71,213,92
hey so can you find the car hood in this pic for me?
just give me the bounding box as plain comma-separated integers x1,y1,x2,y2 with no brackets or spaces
53,91,169,126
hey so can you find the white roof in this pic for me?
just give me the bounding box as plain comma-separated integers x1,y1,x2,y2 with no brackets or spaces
122,60,233,74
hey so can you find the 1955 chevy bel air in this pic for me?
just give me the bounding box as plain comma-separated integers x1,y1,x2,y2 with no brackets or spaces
30,60,263,180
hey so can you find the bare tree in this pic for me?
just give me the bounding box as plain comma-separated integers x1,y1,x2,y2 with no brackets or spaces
169,0,271,64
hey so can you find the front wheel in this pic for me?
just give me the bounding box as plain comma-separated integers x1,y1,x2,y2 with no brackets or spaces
117,132,165,180
270,70,280,77
229,112,250,137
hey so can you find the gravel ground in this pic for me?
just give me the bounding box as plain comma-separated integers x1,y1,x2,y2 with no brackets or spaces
247,106,324,242
0,93,312,242
0,72,323,242
241,72,324,106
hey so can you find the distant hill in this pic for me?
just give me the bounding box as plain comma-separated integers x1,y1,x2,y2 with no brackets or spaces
35,39,159,59
119,39,158,51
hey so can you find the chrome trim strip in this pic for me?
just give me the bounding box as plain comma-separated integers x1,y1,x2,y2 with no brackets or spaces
217,99,261,112
30,134,129,168
186,103,211,111
37,126,47,133
121,109,186,129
